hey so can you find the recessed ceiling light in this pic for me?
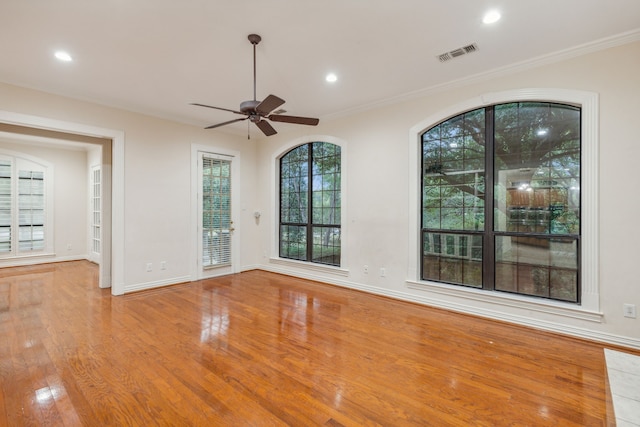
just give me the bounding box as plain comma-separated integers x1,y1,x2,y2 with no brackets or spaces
325,73,337,83
54,51,73,62
482,10,501,24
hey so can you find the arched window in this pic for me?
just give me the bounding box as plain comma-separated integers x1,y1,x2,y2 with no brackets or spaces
421,102,581,302
279,142,341,266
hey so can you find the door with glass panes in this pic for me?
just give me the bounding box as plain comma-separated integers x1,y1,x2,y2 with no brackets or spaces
198,152,236,277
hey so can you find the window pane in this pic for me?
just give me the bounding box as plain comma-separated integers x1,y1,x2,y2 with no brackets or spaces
312,144,341,226
422,109,485,231
0,226,10,253
495,236,578,302
494,103,580,235
280,225,307,261
311,226,340,265
422,232,482,287
281,145,309,225
202,157,232,268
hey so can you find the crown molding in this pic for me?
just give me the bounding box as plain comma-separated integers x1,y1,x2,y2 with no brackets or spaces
324,29,640,121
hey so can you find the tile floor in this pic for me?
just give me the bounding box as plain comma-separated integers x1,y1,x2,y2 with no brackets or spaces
605,349,640,426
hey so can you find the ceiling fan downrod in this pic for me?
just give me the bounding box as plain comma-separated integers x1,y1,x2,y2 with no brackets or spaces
248,34,261,102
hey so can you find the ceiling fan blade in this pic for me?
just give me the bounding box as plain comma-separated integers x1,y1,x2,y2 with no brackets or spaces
255,119,277,136
205,117,248,130
268,114,319,126
191,103,244,115
256,94,285,115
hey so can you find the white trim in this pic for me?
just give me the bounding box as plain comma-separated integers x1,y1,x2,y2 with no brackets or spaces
408,89,600,319
0,109,125,295
0,254,89,267
124,275,191,294
270,135,348,269
269,257,350,277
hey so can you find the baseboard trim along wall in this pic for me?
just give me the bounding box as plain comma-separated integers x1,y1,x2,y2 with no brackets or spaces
125,275,192,294
259,264,640,351
0,254,87,268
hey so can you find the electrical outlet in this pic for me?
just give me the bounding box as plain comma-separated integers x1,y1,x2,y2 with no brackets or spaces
623,304,637,318
380,268,386,277
364,265,369,274
146,263,152,272
160,261,167,270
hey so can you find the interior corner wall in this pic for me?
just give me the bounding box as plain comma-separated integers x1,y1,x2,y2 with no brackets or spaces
255,41,640,349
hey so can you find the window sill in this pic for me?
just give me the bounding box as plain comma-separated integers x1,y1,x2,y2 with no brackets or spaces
269,257,350,277
406,279,603,323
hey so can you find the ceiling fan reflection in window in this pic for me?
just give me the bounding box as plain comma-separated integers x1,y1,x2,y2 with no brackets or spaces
191,34,319,138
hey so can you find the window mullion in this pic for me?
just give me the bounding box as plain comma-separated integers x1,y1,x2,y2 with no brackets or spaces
483,106,496,290
306,143,313,262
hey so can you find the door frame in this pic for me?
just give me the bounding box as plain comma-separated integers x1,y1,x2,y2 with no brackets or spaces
0,109,125,295
190,144,241,280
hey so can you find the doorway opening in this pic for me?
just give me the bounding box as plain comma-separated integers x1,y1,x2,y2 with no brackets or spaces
0,111,124,295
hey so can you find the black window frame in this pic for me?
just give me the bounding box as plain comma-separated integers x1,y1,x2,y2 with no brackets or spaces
279,142,341,267
420,102,581,303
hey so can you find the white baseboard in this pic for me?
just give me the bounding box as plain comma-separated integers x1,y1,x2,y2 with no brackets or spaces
124,275,191,293
0,254,87,268
257,264,640,351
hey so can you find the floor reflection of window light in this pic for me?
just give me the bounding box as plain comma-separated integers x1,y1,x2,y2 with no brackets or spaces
35,386,61,404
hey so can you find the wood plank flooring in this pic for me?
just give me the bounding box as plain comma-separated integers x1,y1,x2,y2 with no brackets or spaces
0,260,634,425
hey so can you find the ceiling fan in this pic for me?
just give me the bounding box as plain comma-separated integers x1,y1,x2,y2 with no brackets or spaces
191,34,319,137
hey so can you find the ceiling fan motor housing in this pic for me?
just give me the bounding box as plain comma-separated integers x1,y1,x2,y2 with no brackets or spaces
240,100,261,113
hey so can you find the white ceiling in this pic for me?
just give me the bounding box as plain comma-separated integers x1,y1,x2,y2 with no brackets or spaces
1,0,639,136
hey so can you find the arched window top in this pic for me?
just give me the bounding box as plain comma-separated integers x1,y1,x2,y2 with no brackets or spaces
409,88,599,316
279,141,342,266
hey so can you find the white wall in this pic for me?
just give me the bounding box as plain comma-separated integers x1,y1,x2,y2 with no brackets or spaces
0,82,260,293
0,138,88,263
0,40,638,349
256,41,640,349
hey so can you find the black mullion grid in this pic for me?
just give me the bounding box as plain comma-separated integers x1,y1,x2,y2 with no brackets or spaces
279,150,304,260
308,144,341,265
306,143,313,263
280,143,341,265
483,106,495,290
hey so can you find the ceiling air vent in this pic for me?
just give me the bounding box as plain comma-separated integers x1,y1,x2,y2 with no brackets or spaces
437,43,478,62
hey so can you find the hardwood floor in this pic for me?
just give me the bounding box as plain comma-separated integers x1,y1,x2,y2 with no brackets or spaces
0,261,633,426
